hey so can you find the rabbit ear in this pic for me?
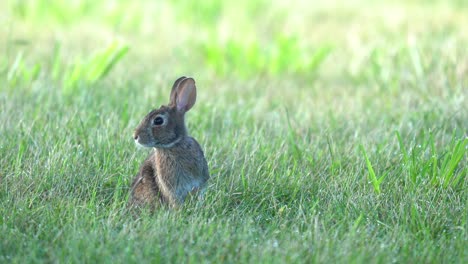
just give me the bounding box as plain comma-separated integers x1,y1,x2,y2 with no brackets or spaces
174,77,197,112
170,76,187,105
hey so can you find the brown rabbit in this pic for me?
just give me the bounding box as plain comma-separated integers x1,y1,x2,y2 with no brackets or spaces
129,77,209,208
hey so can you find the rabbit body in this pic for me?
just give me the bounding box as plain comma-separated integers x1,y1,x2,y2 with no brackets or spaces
129,77,209,208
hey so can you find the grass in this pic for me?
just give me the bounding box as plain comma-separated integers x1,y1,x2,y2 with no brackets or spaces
1,0,467,263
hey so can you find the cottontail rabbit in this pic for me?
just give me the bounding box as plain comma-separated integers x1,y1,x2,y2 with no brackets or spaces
129,77,209,208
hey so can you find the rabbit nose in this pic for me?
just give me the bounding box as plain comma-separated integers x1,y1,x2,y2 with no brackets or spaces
133,133,139,141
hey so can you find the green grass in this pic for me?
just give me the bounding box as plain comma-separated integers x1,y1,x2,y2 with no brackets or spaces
1,0,467,263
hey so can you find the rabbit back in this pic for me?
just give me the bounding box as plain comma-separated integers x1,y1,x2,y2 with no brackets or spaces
128,153,165,208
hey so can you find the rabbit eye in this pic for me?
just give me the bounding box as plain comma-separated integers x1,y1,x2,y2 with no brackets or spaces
153,116,164,126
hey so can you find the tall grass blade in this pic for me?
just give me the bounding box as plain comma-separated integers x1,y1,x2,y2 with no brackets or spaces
86,42,129,82
441,138,467,188
360,144,383,194
7,51,24,84
307,45,332,73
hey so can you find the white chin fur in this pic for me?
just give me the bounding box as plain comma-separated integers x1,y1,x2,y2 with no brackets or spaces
135,137,182,149
135,140,154,148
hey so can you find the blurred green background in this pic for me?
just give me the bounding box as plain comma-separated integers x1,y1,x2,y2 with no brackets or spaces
3,0,467,84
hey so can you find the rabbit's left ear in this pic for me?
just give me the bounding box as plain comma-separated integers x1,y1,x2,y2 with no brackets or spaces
172,77,196,112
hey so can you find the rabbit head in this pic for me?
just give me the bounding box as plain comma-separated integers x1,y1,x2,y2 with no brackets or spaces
133,76,197,148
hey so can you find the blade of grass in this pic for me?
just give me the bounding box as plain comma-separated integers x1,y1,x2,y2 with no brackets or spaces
441,137,467,188
86,42,129,82
360,144,384,194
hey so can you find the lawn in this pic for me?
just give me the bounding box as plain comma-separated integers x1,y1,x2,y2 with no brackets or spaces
0,0,467,263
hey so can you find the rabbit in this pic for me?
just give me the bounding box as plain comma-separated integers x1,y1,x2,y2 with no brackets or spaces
129,76,209,208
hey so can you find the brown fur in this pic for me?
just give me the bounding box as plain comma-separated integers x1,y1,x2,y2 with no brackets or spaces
128,77,209,208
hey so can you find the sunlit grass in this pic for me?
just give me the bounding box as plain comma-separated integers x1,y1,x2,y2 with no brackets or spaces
0,0,467,263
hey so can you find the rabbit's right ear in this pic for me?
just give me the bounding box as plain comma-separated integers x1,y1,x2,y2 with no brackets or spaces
172,77,197,113
170,76,187,105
